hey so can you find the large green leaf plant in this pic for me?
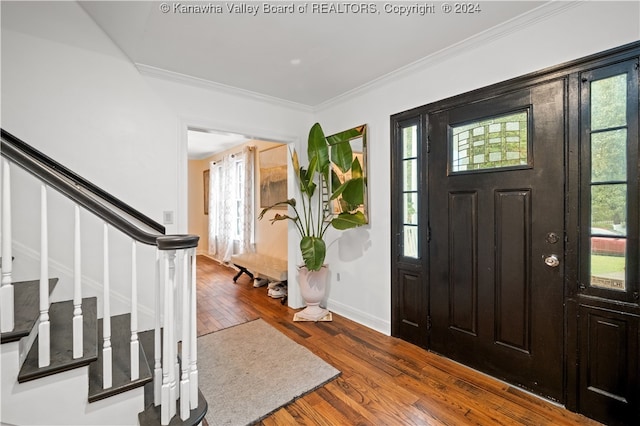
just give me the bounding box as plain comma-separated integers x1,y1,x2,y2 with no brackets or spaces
258,123,367,271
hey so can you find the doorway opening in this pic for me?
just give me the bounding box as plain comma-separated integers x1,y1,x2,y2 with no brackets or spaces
185,127,290,296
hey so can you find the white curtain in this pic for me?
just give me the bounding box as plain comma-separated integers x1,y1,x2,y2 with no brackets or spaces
208,146,255,262
240,145,255,253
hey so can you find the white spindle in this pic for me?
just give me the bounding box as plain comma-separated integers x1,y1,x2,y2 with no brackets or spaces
189,249,198,409
102,223,112,389
160,250,175,425
72,205,83,358
154,251,162,406
173,254,180,403
180,250,191,420
38,184,50,367
168,250,177,419
130,240,139,381
1,159,14,332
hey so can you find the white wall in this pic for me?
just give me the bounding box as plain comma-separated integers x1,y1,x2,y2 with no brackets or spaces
2,341,144,425
312,1,640,333
0,1,313,322
1,1,179,326
1,2,179,229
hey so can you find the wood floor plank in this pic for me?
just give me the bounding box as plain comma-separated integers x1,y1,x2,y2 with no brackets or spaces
310,387,370,425
283,396,341,426
261,408,296,425
195,255,601,426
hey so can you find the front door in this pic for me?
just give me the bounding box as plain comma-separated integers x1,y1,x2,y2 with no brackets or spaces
428,80,565,401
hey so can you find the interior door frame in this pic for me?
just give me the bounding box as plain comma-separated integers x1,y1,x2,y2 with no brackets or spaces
390,41,640,423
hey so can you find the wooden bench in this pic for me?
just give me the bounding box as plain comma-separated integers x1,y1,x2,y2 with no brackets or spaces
230,252,288,283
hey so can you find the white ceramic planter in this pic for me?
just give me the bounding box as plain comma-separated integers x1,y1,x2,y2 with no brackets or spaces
296,265,330,321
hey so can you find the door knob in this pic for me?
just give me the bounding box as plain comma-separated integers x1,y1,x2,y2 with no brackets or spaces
544,254,560,268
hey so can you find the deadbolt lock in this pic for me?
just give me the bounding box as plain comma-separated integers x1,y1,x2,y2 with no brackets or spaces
545,232,559,244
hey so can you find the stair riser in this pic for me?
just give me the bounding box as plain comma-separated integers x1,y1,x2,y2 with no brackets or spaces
18,297,98,383
1,361,145,426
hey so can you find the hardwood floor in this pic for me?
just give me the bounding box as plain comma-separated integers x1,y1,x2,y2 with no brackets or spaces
195,255,601,426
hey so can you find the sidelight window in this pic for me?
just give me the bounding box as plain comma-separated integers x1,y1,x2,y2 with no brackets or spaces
587,73,629,291
401,124,419,258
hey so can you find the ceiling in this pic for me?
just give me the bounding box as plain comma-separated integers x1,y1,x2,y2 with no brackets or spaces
78,1,552,157
187,128,249,159
80,1,551,107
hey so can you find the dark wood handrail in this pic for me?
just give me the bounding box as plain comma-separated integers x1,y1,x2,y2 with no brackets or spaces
2,129,166,234
1,129,198,250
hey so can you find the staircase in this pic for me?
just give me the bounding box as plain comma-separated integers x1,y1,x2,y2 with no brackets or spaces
0,130,207,425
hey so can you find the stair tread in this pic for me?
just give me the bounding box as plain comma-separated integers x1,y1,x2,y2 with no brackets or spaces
88,313,152,403
17,297,98,383
138,389,208,426
1,278,58,344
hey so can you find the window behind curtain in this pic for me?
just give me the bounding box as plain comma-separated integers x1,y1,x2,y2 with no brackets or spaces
208,147,255,262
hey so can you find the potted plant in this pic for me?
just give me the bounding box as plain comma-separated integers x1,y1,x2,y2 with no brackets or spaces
259,122,367,320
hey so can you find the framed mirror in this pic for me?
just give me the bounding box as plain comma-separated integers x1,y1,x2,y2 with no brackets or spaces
326,124,369,224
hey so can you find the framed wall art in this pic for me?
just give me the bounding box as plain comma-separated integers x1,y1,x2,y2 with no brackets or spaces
259,144,288,208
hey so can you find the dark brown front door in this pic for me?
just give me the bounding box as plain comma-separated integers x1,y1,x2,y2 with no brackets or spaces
428,79,566,401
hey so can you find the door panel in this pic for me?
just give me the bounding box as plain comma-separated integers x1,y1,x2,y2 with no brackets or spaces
578,305,639,425
429,79,566,401
394,269,428,347
394,271,427,347
448,191,478,335
495,189,531,352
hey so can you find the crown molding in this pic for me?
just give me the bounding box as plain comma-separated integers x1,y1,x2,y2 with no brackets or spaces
136,63,314,113
314,1,581,112
136,1,580,114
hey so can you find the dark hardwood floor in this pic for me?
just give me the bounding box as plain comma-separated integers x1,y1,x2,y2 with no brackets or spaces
195,255,601,425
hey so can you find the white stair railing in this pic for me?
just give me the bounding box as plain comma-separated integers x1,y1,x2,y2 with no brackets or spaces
73,204,83,359
154,251,162,407
130,240,139,381
180,248,191,420
38,184,50,368
1,158,14,333
189,249,198,410
160,249,176,424
162,248,184,424
156,237,199,424
102,223,113,389
1,131,201,425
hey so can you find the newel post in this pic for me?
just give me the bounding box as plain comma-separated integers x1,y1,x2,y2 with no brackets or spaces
156,235,199,425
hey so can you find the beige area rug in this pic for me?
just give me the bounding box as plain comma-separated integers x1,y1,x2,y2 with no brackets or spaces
198,319,340,426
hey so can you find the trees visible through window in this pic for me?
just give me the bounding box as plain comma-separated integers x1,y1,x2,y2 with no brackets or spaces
588,73,629,291
401,124,418,258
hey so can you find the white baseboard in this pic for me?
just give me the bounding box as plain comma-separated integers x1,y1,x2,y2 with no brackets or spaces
326,298,391,336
